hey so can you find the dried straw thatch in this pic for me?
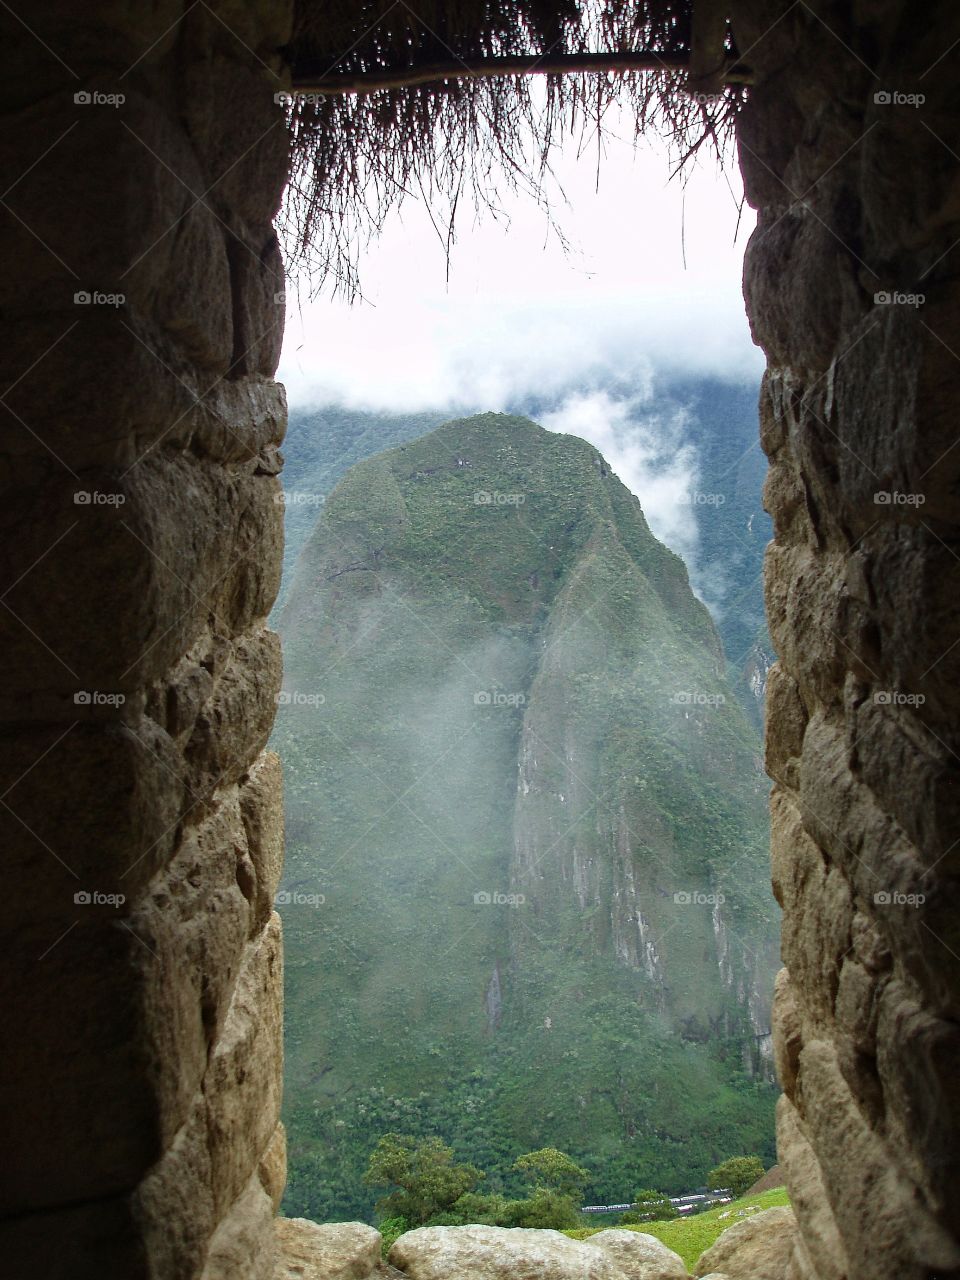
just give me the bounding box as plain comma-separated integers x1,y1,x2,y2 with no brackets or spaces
282,0,748,292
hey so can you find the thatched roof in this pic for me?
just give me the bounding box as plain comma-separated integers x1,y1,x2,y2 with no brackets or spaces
282,0,747,293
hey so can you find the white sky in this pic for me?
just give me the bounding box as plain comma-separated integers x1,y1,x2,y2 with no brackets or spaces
278,118,764,412
276,117,765,596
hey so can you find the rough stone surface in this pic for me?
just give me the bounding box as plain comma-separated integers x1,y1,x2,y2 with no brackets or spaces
258,1122,288,1214
6,2,960,1279
202,1174,276,1280
389,1225,630,1280
274,1219,382,1279
732,1,960,1277
587,1229,689,1280
0,0,291,1274
695,1207,797,1280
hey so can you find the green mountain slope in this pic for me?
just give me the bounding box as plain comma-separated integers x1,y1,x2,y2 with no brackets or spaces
274,413,778,1220
275,405,451,611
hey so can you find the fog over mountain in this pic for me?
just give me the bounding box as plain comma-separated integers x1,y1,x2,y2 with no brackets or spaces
274,415,778,1222
271,130,777,1225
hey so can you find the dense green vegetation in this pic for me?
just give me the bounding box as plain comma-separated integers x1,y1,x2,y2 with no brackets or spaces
278,380,774,723
363,1137,589,1244
274,412,779,1222
364,1134,484,1225
275,406,450,611
708,1154,766,1198
621,1189,678,1222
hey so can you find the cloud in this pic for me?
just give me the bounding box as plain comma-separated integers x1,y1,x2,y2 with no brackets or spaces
277,124,764,413
540,389,701,567
276,124,766,621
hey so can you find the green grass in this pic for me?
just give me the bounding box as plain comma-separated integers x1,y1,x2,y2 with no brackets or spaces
564,1187,791,1270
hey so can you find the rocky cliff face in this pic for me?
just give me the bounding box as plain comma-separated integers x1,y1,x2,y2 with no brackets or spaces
275,413,778,1218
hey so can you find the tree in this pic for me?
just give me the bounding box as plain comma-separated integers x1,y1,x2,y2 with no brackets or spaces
620,1189,678,1223
501,1187,582,1230
707,1156,765,1199
446,1192,509,1226
513,1148,590,1198
364,1134,483,1226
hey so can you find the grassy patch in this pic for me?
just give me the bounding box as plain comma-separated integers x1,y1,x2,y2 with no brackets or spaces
564,1187,791,1270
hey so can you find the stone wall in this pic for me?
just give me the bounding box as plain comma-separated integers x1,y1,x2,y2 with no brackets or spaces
733,2,960,1277
4,2,960,1277
0,3,292,1275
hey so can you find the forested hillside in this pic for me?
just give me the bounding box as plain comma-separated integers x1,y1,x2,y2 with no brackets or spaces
273,413,778,1221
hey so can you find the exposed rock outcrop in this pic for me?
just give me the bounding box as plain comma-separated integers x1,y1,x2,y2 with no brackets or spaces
274,1219,382,1279
389,1225,632,1280
694,1207,797,1280
588,1228,690,1279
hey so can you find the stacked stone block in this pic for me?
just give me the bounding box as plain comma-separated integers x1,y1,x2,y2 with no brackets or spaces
733,2,960,1276
0,3,292,1275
